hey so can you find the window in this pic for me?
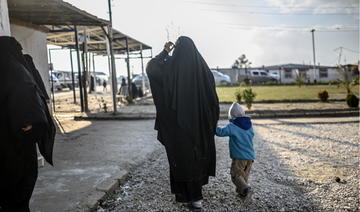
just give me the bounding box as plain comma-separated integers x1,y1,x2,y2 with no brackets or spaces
285,69,292,78
260,72,268,76
252,71,259,76
319,69,328,78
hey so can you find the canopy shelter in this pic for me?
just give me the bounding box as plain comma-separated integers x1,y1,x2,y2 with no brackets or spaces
7,0,152,113
7,0,109,26
46,25,152,55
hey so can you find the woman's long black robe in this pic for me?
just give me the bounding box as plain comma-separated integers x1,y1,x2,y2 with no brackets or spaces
146,36,219,202
0,36,55,211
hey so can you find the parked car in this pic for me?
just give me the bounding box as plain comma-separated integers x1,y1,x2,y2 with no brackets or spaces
211,70,231,85
238,70,277,83
269,72,280,81
52,70,77,90
93,72,109,85
49,74,62,91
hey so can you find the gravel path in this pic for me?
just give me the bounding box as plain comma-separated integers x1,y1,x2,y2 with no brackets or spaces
99,119,359,211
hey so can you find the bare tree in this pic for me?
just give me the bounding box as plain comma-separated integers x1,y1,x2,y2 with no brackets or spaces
232,54,252,83
337,65,354,95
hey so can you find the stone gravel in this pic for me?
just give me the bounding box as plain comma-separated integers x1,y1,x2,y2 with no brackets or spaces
98,119,359,212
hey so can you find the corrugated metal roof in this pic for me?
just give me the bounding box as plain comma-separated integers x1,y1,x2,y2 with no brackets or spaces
8,0,109,26
7,0,151,54
46,25,151,55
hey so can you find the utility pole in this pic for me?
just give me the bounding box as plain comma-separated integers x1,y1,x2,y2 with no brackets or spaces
334,47,343,65
107,0,118,113
311,29,317,83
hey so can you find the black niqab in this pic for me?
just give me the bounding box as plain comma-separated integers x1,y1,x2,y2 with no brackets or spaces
147,36,219,182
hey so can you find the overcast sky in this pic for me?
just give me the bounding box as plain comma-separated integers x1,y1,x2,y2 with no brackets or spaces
49,0,359,76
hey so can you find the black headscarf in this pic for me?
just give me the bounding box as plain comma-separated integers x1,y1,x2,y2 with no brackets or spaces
147,36,219,182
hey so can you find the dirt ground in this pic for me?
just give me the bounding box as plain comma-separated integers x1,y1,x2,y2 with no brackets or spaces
98,117,359,212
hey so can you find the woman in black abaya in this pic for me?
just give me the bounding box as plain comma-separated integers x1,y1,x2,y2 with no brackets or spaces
146,36,219,209
0,36,55,212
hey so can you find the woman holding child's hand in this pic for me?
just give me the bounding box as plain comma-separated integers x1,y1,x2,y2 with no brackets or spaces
146,36,219,210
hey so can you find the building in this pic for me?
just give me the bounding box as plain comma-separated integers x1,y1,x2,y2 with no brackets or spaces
214,63,358,84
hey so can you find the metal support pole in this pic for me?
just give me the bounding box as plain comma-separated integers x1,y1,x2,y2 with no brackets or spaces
69,50,77,103
74,25,84,112
82,28,89,111
107,0,118,113
48,49,56,112
140,44,145,93
107,25,118,113
92,53,97,92
88,52,91,94
311,29,317,83
125,37,132,98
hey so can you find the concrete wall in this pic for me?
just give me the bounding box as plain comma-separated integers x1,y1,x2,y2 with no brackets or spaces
0,0,10,36
10,24,50,97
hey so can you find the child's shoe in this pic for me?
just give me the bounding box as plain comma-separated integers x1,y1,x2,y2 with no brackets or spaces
240,187,253,204
190,200,203,211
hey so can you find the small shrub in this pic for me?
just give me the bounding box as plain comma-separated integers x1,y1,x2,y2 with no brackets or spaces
242,88,257,109
318,90,329,102
351,76,359,86
295,74,303,87
126,95,133,104
263,80,279,85
234,89,242,103
243,78,252,86
218,81,230,87
232,82,240,87
328,80,340,86
346,94,359,108
239,81,246,87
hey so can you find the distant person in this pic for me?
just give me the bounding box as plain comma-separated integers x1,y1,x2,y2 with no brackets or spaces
103,80,107,92
216,102,255,201
131,82,138,99
89,75,95,93
146,37,219,210
0,36,55,212
138,86,144,98
118,78,128,96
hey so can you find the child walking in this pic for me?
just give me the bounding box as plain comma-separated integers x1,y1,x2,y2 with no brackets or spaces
216,102,255,199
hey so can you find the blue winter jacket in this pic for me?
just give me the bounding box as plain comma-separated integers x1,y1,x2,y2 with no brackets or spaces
216,116,255,160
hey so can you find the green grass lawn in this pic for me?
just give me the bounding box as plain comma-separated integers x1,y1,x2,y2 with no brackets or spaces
216,85,360,102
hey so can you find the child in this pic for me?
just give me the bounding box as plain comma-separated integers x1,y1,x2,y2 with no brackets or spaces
216,102,255,199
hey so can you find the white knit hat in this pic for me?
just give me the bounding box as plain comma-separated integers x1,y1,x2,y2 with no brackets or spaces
228,102,245,120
